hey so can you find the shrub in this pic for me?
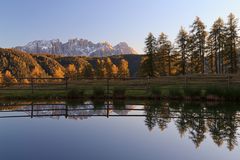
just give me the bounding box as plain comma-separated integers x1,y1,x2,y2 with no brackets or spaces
183,87,202,97
67,88,84,98
205,85,224,97
113,87,126,97
92,86,105,97
168,87,184,98
223,87,240,100
150,87,162,97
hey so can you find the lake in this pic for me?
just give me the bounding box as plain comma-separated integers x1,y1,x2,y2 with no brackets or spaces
0,100,239,160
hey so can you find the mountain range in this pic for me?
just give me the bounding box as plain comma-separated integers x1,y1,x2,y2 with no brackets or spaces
15,38,138,57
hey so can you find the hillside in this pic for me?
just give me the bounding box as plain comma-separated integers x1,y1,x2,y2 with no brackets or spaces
0,48,47,78
0,48,143,79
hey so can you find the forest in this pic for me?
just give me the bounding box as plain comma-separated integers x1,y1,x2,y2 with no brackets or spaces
141,13,240,77
0,48,142,84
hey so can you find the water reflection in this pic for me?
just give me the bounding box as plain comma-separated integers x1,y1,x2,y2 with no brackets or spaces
0,100,240,151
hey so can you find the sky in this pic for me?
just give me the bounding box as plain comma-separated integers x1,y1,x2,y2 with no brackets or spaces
0,0,240,54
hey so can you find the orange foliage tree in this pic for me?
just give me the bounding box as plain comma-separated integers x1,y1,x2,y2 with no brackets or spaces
66,64,77,80
118,59,130,78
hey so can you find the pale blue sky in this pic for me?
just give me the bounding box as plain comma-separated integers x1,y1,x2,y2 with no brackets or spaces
0,0,239,53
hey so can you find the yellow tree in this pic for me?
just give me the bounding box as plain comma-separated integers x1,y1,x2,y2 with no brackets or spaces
0,71,3,84
66,64,77,80
105,58,114,78
77,65,85,78
112,64,119,78
118,59,130,78
96,59,107,78
3,70,17,85
53,67,65,78
31,67,42,78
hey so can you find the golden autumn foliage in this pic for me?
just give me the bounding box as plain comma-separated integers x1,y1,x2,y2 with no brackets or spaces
0,48,134,79
3,70,17,85
96,59,107,78
0,71,3,84
66,64,77,79
112,64,119,78
53,67,65,78
31,67,43,78
118,59,130,78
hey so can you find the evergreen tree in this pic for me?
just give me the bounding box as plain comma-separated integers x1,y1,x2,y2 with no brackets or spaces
156,33,172,75
176,27,189,75
144,33,157,77
189,17,207,74
225,13,238,73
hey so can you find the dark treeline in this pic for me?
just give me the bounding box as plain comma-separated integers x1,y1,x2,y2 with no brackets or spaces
140,13,240,77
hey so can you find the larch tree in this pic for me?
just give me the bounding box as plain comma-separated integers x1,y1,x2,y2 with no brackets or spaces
0,71,3,84
53,67,65,78
225,13,239,73
156,33,172,76
96,59,107,78
82,64,95,78
208,17,226,74
3,70,17,85
118,59,130,78
111,64,119,78
189,17,207,74
144,33,157,77
105,57,115,78
66,64,77,80
31,67,42,78
175,27,189,75
206,35,215,74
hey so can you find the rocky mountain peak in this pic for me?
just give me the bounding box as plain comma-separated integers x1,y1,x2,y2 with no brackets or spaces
15,38,138,57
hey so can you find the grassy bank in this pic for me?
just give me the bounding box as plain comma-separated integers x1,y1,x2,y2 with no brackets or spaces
1,85,240,101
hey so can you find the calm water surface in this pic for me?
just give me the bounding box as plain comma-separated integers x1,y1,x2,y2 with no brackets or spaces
0,100,239,160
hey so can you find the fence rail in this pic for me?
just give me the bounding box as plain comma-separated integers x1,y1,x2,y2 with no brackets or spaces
0,75,240,93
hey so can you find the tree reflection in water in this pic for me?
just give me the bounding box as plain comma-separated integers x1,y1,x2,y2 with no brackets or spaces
0,100,239,150
144,101,240,150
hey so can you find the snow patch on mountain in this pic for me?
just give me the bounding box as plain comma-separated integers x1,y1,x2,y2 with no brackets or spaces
15,38,138,57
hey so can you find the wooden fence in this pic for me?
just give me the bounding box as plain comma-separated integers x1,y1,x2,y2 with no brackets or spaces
0,75,240,93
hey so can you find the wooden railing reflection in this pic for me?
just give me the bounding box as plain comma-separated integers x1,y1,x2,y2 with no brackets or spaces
0,103,240,121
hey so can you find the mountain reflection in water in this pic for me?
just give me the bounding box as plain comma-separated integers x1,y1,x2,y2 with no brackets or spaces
0,100,240,151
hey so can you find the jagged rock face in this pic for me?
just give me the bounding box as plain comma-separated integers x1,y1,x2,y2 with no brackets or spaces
15,38,138,57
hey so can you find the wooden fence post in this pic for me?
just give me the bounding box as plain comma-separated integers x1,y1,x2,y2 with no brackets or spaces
31,78,34,93
65,104,68,119
31,103,34,118
185,75,188,88
227,74,230,89
146,76,150,91
65,77,68,90
107,78,110,99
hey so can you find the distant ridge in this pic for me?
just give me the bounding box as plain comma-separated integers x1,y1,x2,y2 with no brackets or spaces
15,38,138,57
